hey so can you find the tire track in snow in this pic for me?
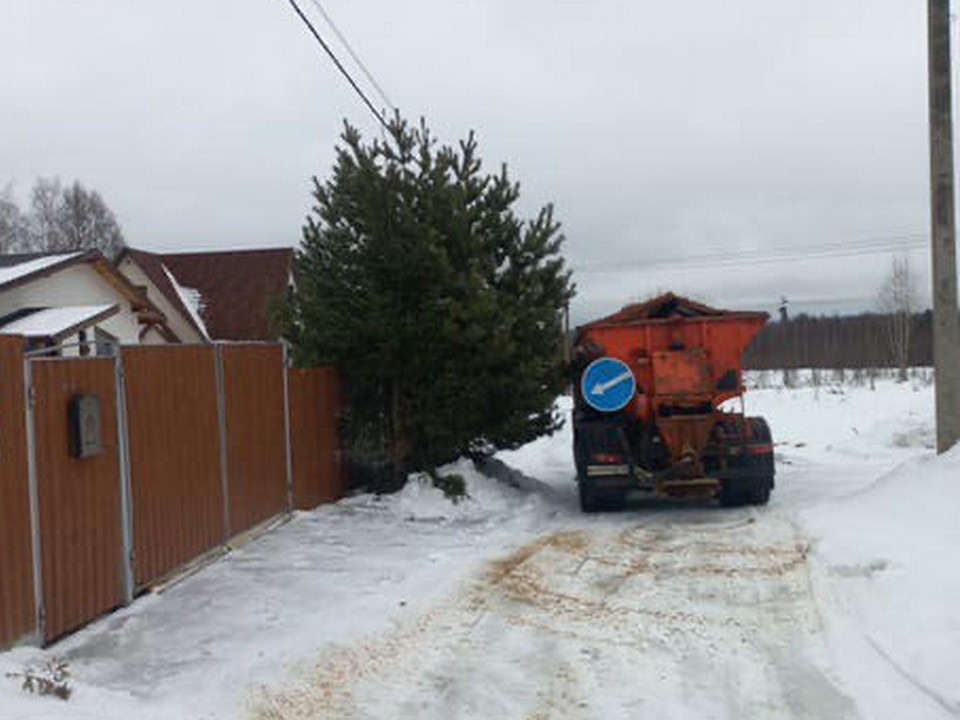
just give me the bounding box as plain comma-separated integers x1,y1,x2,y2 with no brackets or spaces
249,512,859,719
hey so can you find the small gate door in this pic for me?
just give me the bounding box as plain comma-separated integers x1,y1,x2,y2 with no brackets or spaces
28,356,128,643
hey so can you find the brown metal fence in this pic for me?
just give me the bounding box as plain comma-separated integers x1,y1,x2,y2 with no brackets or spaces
0,341,341,648
220,345,289,535
30,357,127,643
123,346,226,589
289,368,344,508
0,337,35,648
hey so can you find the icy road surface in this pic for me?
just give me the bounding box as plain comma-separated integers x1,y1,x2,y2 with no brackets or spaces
261,507,846,720
3,375,957,719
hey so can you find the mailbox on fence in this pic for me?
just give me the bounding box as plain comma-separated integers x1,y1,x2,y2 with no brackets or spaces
69,394,103,459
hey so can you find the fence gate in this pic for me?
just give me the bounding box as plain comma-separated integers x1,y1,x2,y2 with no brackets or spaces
219,344,289,535
27,355,130,643
6,341,340,648
122,346,225,590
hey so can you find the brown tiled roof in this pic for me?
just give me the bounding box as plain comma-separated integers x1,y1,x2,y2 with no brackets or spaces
122,248,293,341
122,249,208,340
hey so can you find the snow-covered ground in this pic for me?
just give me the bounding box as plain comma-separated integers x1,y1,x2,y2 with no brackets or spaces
2,373,957,719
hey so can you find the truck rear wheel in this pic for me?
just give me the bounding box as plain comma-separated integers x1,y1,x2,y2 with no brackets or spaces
578,479,601,513
720,416,774,507
748,479,771,505
719,484,750,507
578,479,627,512
747,417,774,506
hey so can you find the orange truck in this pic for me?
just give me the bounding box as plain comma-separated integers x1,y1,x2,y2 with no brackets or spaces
571,293,773,511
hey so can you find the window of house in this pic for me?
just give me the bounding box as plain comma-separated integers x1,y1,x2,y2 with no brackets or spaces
95,327,118,357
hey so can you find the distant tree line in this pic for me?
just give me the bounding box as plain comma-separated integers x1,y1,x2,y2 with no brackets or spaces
0,178,126,259
744,311,934,370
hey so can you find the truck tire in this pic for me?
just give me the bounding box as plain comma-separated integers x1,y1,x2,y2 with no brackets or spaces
719,484,750,508
746,417,774,505
749,479,771,505
578,479,602,513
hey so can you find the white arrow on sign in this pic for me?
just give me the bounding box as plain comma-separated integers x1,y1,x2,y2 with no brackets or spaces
591,371,633,397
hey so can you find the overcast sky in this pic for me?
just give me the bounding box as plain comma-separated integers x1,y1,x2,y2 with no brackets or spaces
1,1,945,323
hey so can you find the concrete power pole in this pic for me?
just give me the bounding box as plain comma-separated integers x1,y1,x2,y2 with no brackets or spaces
928,0,960,453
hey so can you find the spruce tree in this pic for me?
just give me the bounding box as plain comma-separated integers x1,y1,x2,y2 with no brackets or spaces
285,118,575,491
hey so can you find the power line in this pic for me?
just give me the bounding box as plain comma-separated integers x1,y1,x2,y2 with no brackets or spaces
575,233,929,273
285,0,391,134
305,0,395,113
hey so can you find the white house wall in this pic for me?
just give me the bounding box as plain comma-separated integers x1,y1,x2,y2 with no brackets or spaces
116,258,206,344
139,326,168,345
0,264,143,344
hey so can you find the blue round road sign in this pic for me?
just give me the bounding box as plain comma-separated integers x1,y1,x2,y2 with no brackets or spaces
581,357,636,413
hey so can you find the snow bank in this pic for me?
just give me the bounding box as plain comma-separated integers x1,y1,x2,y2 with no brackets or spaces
496,395,575,490
341,458,550,525
744,377,934,454
802,444,960,711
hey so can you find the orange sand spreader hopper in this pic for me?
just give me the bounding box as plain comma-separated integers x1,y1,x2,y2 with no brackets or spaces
571,293,773,511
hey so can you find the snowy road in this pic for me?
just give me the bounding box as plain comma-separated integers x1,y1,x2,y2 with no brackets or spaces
251,378,950,720
258,507,852,720
4,376,958,719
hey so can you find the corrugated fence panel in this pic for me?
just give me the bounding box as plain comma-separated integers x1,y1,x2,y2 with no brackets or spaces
289,367,344,509
123,346,226,589
0,337,35,647
221,345,288,535
32,358,125,643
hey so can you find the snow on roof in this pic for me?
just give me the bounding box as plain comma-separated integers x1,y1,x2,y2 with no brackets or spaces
0,304,118,338
162,264,209,340
0,252,84,288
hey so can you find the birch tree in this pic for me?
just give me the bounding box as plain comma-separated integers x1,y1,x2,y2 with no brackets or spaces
877,256,918,382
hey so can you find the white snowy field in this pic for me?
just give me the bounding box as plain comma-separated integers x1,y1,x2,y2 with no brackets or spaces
2,372,958,719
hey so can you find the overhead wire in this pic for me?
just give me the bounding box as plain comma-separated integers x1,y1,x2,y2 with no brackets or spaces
575,233,928,273
284,0,392,134
305,0,396,113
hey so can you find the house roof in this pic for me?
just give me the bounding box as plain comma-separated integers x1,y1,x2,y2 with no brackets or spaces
581,292,768,329
120,248,209,341
119,247,293,341
0,250,177,341
161,265,209,340
0,304,120,342
0,252,85,290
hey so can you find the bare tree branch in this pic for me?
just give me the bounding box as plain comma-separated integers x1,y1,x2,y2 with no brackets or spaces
876,256,917,382
25,177,126,259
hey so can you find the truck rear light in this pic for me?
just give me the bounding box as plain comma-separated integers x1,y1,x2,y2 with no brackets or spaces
592,452,624,464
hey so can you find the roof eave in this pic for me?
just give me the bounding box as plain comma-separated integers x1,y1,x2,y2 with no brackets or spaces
0,252,89,294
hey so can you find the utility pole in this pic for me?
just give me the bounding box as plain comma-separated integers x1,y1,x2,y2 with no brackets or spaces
928,0,960,454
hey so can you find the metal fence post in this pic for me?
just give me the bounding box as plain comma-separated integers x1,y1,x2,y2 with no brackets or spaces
23,356,45,644
114,349,135,603
215,343,232,538
282,344,294,512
